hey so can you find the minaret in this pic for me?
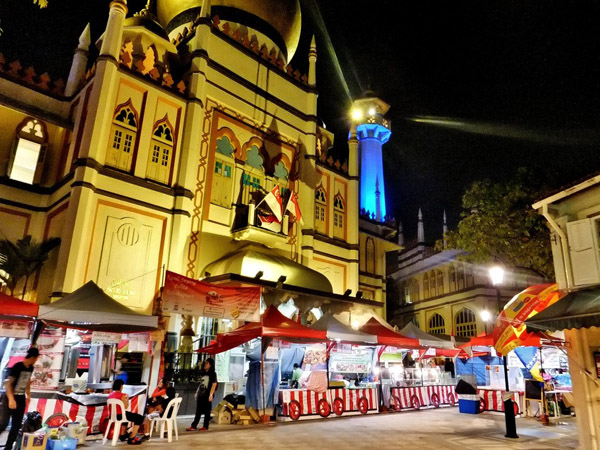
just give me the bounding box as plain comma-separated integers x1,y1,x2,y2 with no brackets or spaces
65,23,91,97
417,208,425,243
350,92,391,221
397,221,404,246
199,0,211,18
99,0,128,59
308,35,317,88
443,210,448,249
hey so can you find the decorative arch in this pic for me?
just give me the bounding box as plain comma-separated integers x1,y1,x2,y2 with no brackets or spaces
411,279,420,302
107,98,139,172
428,313,446,335
423,272,430,299
242,137,269,168
146,114,175,185
16,117,48,143
465,265,475,287
456,264,466,290
455,308,477,337
429,270,437,296
214,127,241,159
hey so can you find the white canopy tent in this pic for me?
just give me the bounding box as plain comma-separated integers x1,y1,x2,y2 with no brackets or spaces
398,322,456,349
38,281,158,332
310,313,377,345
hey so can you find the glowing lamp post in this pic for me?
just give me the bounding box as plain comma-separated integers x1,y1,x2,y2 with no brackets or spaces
488,265,518,439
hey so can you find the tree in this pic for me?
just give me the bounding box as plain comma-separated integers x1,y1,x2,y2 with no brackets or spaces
0,235,61,299
441,169,554,279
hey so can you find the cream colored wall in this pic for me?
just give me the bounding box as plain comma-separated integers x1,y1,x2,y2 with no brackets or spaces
564,328,600,450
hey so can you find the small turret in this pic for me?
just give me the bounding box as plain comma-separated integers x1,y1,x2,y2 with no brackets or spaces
99,0,128,60
65,23,91,97
417,208,425,243
308,35,317,87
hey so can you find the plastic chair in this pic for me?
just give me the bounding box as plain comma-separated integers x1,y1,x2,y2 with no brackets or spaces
103,399,130,446
148,397,183,443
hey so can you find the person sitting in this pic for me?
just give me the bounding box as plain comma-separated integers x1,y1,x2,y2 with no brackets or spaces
147,378,168,410
144,386,177,433
108,379,144,445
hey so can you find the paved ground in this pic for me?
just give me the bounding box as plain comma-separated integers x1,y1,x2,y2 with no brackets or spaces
88,408,578,450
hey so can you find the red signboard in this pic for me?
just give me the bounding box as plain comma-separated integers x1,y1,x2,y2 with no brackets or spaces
162,271,261,321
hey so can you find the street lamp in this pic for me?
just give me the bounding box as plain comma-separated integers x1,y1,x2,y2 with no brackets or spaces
480,309,491,334
488,265,518,439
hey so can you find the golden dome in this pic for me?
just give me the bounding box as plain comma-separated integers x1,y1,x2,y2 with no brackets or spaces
156,0,302,61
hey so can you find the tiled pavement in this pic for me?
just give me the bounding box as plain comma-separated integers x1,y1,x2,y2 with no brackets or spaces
88,408,579,450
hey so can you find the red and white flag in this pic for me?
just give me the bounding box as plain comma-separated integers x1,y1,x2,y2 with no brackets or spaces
285,190,303,224
259,185,283,221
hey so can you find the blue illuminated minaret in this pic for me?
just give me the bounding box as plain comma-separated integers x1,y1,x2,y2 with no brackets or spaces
350,93,391,222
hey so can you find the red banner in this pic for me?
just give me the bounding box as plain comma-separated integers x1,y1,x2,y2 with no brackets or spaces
162,271,261,321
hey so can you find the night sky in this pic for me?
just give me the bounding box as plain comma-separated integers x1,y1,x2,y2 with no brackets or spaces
2,0,600,242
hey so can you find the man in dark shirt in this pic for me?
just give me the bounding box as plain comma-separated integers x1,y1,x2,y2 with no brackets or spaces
0,347,39,449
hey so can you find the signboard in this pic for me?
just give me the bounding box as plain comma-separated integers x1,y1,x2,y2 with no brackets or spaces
127,333,149,352
0,321,31,338
91,331,122,344
162,271,261,321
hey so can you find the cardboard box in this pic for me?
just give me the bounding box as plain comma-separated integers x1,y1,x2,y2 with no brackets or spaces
46,437,78,450
248,407,260,423
21,432,47,450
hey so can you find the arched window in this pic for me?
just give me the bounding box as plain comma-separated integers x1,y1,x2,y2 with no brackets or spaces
465,265,475,287
242,143,265,205
411,279,420,302
146,117,174,184
9,118,47,184
333,194,345,240
423,273,429,299
457,264,465,290
315,185,327,234
108,100,138,172
430,270,437,297
455,308,477,337
366,237,375,274
437,270,444,295
211,135,236,206
428,314,446,335
449,266,456,292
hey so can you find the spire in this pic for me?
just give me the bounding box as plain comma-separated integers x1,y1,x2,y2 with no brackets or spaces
308,35,317,87
443,210,448,249
397,221,404,246
65,23,91,97
200,0,211,18
417,208,425,243
375,176,382,222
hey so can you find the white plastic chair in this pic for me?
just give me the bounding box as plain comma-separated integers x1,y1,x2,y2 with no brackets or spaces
148,397,183,443
103,398,130,446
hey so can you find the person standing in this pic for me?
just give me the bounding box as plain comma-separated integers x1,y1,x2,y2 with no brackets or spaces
291,363,302,388
186,358,217,432
0,347,39,450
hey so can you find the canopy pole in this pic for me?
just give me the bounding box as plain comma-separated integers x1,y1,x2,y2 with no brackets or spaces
261,338,266,420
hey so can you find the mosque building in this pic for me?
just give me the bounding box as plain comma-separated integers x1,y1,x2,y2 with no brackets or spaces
0,0,398,363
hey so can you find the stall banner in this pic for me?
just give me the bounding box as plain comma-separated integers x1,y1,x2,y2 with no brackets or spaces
162,271,260,321
127,333,149,352
0,321,31,338
31,328,64,390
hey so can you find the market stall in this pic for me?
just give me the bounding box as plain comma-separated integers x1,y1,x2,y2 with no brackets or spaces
383,322,459,411
13,281,161,435
0,294,39,379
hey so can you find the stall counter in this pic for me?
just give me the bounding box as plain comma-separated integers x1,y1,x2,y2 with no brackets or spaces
390,385,456,410
477,387,523,415
279,387,378,421
27,385,147,435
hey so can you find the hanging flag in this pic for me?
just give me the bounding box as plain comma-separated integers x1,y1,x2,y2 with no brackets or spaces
258,213,282,232
285,190,303,224
259,185,283,221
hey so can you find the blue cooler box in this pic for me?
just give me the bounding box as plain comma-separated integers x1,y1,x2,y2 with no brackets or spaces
458,395,481,414
46,438,78,450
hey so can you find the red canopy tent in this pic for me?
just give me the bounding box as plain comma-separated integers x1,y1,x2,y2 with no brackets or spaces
0,292,39,319
359,318,420,349
197,305,328,354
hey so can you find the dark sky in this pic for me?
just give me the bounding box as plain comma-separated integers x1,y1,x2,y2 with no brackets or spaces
2,0,600,242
